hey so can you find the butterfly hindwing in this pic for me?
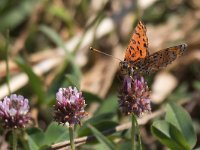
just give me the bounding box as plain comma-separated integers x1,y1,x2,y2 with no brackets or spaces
134,44,187,74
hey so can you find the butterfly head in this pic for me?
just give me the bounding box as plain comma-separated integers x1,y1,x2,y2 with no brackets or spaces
120,61,140,76
119,61,128,73
120,61,134,75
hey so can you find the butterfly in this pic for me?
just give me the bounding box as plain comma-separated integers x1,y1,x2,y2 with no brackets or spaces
119,21,187,76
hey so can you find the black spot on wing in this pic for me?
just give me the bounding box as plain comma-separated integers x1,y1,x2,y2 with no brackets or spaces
130,46,134,50
131,39,136,44
140,50,142,56
136,32,140,38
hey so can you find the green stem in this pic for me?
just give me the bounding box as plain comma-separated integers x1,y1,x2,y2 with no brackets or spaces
20,129,29,150
131,114,136,150
69,125,75,150
133,114,143,150
12,129,17,150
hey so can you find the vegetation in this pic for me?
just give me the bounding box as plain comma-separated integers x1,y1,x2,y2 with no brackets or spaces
0,0,199,149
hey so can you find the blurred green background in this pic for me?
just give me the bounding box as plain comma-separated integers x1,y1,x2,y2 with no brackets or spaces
0,0,200,149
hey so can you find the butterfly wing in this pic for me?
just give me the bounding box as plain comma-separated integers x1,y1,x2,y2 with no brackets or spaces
135,44,187,74
124,21,149,62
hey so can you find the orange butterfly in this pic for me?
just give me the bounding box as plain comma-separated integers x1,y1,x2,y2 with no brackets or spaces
90,21,187,76
119,21,187,76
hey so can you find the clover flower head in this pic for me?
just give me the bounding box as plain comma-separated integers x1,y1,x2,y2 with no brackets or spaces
53,87,87,126
0,94,30,129
118,75,151,117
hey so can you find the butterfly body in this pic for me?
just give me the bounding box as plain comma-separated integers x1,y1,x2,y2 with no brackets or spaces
120,21,187,76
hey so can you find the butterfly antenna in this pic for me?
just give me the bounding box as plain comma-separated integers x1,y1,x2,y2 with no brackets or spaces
90,47,122,61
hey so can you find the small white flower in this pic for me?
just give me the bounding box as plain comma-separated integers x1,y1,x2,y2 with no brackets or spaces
0,94,30,128
9,108,17,116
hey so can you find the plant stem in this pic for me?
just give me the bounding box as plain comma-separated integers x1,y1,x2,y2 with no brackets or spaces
134,115,142,150
131,114,136,150
20,129,29,150
12,129,17,150
69,125,75,150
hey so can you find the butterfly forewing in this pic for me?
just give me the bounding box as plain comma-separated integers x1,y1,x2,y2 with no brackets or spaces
124,21,149,62
134,44,187,74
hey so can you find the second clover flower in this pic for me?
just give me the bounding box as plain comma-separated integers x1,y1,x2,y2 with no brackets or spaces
118,75,151,117
53,87,88,126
